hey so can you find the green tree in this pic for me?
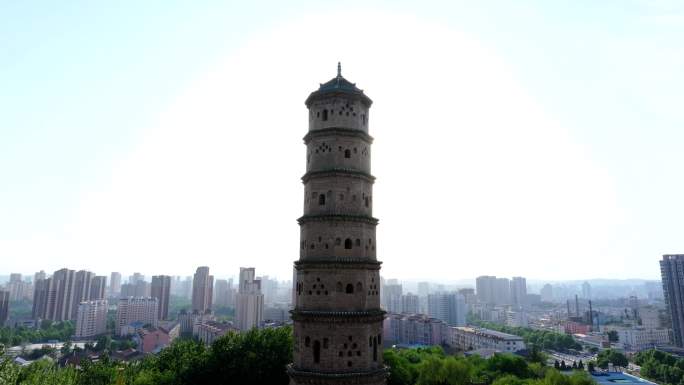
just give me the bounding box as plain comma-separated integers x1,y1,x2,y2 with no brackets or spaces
607,331,619,342
205,327,292,385
596,349,628,369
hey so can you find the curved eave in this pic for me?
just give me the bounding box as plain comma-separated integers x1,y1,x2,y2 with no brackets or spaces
294,258,382,270
298,214,379,226
305,89,373,107
290,309,386,323
303,127,374,144
302,169,375,184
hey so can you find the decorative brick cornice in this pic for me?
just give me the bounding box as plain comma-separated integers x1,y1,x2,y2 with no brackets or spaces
290,309,386,323
294,258,382,271
302,169,375,184
304,127,373,144
298,214,378,226
287,364,389,385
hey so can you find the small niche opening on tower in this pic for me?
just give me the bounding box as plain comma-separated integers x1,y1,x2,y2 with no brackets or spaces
344,238,352,249
346,284,354,294
313,340,321,363
318,194,325,205
344,149,351,158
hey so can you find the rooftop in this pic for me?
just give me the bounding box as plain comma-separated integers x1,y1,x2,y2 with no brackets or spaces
453,326,524,341
591,372,656,385
305,62,372,107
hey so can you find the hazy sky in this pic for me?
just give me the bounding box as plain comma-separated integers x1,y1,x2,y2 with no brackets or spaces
1,1,682,281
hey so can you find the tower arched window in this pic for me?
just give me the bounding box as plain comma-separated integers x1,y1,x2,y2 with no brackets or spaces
305,336,310,347
313,340,321,363
346,284,354,294
318,194,325,205
322,110,328,121
373,337,377,361
344,238,352,249
344,149,351,158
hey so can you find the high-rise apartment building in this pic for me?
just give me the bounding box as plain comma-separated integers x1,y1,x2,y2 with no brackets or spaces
48,268,76,321
34,270,46,283
109,272,122,297
383,283,403,314
191,266,213,313
510,277,527,308
236,267,263,331
32,278,49,320
289,65,386,385
540,284,553,303
661,254,684,346
151,275,171,320
582,281,592,299
72,270,95,319
74,300,108,338
0,291,9,326
129,273,144,284
495,278,511,305
401,293,420,314
258,275,278,306
115,297,159,336
476,276,497,304
90,276,107,300
7,278,31,302
214,279,236,308
428,293,466,327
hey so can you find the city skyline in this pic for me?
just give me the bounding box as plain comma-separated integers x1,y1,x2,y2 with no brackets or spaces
3,2,684,280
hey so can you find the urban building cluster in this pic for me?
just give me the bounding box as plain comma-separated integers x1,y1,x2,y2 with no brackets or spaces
0,263,292,360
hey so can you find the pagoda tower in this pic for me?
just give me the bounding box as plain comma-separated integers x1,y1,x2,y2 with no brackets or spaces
288,64,386,385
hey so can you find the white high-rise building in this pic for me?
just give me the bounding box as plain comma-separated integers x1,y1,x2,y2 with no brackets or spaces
115,297,158,336
582,281,592,299
235,267,264,331
75,300,108,338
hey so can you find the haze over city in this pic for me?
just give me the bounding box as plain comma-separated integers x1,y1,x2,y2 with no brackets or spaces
3,1,683,281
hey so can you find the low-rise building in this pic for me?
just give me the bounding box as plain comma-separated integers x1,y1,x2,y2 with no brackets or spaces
506,310,528,328
135,327,172,354
178,309,214,335
383,313,446,347
448,326,526,353
616,328,672,351
564,320,591,335
194,320,234,345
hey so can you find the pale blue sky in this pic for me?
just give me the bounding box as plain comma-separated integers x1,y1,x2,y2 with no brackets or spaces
1,1,682,280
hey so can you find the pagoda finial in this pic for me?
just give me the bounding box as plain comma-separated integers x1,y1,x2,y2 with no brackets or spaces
337,62,341,77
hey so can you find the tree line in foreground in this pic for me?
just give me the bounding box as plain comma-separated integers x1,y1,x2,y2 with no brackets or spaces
0,327,597,385
634,349,684,385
